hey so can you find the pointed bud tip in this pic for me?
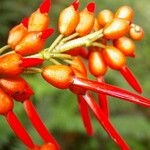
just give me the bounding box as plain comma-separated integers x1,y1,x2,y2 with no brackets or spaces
86,2,95,13
26,87,34,96
21,58,44,68
72,0,79,10
130,53,135,58
39,0,51,13
41,28,54,39
21,18,29,28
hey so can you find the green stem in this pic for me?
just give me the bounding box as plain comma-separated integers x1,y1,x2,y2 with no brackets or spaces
0,45,10,54
92,42,106,49
24,67,42,74
60,33,79,43
48,34,64,52
49,58,61,65
53,29,103,53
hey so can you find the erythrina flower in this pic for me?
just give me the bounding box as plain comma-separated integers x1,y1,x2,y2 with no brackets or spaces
76,2,95,36
28,0,51,31
0,53,44,76
58,0,80,36
15,28,54,56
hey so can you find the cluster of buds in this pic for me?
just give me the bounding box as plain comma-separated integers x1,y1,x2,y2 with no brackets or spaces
0,0,148,150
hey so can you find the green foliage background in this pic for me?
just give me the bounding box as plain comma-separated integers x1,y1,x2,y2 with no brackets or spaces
0,0,150,149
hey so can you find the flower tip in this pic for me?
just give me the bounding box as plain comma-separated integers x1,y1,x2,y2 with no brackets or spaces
21,58,44,68
21,18,29,28
72,0,79,10
39,0,51,13
26,87,34,96
41,28,54,39
130,53,135,58
86,2,95,13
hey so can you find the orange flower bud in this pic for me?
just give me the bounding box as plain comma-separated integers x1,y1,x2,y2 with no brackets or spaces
40,143,57,150
129,25,144,41
28,0,51,31
28,9,50,32
8,23,28,49
42,65,74,89
76,2,95,36
0,53,24,76
15,28,54,56
98,9,114,27
70,57,87,95
0,76,34,102
103,18,130,40
0,88,14,115
58,1,79,36
71,57,87,76
115,6,134,22
89,51,107,77
103,46,126,70
114,36,135,57
27,145,40,150
93,18,101,31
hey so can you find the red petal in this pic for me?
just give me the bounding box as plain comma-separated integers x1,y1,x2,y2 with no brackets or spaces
120,66,142,94
84,92,130,150
86,2,95,13
97,76,109,118
72,0,79,10
78,95,94,136
23,100,60,150
41,28,54,39
21,58,44,68
21,18,29,28
39,0,51,13
6,111,35,148
73,77,150,107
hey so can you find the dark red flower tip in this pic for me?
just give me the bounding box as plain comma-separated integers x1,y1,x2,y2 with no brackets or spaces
72,0,79,10
86,2,95,13
41,28,54,39
21,18,29,28
21,58,44,68
39,0,51,13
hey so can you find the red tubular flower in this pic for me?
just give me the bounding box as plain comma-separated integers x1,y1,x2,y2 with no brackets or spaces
88,50,109,117
73,77,150,107
15,28,54,56
0,53,44,77
83,92,130,150
23,100,60,150
97,76,109,118
78,95,94,136
28,0,51,31
6,111,35,148
103,46,142,93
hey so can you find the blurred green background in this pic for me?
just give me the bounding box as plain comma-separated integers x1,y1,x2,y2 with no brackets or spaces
0,0,150,149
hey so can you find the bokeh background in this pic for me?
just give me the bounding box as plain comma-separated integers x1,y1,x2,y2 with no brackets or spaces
0,0,150,149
